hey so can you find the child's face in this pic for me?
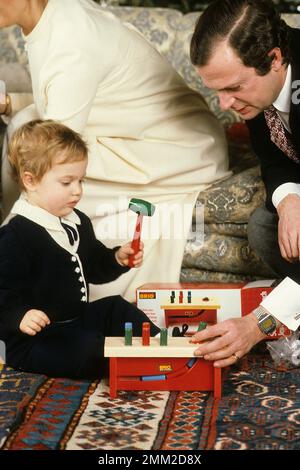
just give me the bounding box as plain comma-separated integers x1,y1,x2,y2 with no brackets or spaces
26,155,88,218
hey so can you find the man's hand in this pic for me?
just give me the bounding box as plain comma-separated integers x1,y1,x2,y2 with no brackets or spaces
277,193,300,262
19,309,51,336
189,314,266,367
115,241,144,267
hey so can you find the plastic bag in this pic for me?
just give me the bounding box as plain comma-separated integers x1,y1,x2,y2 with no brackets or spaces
266,328,300,367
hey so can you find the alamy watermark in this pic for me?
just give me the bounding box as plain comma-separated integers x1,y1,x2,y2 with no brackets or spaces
93,196,204,248
0,340,6,364
292,80,300,105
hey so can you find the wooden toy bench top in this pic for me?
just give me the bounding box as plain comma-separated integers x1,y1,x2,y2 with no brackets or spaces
104,337,201,358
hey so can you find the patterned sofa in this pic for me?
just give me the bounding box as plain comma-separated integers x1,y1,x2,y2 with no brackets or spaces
1,7,299,283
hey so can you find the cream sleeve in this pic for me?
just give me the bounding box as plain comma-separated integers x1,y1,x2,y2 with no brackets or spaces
39,48,105,134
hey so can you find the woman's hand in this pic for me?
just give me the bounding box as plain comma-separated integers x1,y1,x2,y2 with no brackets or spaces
0,91,11,116
190,314,266,367
19,309,51,336
115,241,144,268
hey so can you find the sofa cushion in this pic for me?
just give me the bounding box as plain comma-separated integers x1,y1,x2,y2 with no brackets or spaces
109,6,182,61
184,232,275,277
180,268,271,283
0,26,30,93
195,166,265,225
0,64,31,93
0,26,28,66
200,222,247,238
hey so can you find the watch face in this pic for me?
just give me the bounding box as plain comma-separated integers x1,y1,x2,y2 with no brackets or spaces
260,315,277,335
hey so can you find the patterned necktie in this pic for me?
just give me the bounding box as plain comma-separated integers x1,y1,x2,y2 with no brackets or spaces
264,105,300,164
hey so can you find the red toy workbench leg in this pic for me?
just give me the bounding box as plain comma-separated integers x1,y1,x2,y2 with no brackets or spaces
109,358,118,399
213,367,222,398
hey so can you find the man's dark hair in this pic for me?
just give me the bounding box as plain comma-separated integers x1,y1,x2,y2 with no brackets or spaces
190,0,291,76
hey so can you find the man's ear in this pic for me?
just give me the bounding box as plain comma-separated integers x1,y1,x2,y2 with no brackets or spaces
269,47,284,72
21,171,38,192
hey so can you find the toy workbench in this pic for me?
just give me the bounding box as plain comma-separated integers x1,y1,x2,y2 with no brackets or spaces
104,336,222,399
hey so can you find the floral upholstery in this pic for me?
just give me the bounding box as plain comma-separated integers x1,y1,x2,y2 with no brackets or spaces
1,7,300,282
0,26,30,93
107,7,183,61
197,166,265,225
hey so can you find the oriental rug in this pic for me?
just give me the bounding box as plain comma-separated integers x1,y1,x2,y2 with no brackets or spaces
0,349,299,450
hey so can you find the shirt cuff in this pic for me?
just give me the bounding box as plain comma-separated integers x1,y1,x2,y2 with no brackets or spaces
260,277,300,331
272,183,300,208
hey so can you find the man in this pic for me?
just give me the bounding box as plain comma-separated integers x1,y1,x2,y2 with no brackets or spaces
189,0,300,365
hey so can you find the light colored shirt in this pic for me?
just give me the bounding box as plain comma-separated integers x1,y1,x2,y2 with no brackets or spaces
273,64,292,133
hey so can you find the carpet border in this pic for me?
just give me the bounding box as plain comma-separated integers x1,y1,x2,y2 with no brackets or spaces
59,379,99,450
2,377,54,450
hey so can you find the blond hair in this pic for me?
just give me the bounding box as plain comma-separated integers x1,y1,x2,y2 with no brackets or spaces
8,120,88,189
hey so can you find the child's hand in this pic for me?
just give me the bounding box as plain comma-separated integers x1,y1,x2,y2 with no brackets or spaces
19,309,51,336
115,241,144,267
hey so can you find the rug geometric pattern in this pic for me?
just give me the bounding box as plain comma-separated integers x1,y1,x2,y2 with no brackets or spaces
1,350,299,450
0,364,46,448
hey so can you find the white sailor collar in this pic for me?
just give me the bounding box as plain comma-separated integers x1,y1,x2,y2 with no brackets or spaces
11,195,81,231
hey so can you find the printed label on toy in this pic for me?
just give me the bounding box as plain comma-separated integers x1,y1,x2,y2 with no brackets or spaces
159,364,173,372
139,292,156,300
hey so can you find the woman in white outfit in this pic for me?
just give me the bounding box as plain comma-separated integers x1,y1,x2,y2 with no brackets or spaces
0,0,230,301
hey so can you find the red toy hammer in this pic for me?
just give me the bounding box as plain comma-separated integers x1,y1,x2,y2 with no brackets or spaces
128,198,155,268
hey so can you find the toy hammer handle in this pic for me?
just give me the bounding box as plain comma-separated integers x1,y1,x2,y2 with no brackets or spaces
128,214,143,268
